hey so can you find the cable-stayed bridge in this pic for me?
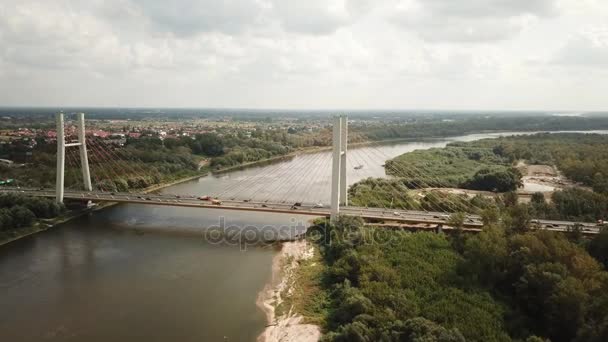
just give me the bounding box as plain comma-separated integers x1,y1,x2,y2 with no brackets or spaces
0,113,601,234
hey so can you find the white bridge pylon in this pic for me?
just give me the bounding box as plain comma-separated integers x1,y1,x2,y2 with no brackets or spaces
330,115,348,222
56,112,92,203
54,112,348,215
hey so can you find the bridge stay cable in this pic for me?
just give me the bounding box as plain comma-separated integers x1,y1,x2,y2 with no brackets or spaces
350,143,469,214
352,147,439,212
344,148,410,210
87,139,150,188
364,143,487,214
87,139,150,194
303,153,333,204
266,151,330,204
64,146,84,191
274,151,330,204
360,146,475,213
211,133,317,200
367,145,485,213
257,152,329,204
105,143,167,193
211,158,298,200
85,141,126,192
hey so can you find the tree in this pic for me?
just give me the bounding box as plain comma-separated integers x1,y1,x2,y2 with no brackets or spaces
501,191,519,208
546,277,589,341
531,192,546,205
481,207,500,226
9,205,35,228
466,167,523,192
447,212,465,229
506,204,531,234
587,227,608,268
463,227,509,287
399,317,465,342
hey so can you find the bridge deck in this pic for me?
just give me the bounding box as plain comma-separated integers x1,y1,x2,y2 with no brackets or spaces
0,188,601,234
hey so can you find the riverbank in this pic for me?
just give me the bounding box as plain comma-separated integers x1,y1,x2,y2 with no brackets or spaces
257,239,321,342
210,137,427,175
0,170,209,246
0,204,97,246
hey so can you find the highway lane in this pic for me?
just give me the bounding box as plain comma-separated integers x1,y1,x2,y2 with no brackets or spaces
0,188,601,234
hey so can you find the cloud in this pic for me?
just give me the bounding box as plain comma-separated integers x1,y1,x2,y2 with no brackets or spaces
391,0,558,42
553,27,608,67
270,0,379,35
95,0,374,37
270,1,351,35
128,0,268,36
419,0,557,18
0,0,607,110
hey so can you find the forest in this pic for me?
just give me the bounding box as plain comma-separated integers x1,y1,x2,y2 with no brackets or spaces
355,116,608,141
0,193,64,240
301,211,608,342
349,133,608,222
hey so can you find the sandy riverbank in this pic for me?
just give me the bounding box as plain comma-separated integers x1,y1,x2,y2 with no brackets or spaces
257,240,321,342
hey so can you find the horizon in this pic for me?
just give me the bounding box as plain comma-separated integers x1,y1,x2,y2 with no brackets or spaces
0,106,606,114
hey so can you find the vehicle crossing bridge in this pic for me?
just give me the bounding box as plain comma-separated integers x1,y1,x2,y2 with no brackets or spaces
0,112,601,235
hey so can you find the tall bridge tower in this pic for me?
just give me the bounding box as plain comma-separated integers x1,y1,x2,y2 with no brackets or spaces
331,115,348,222
55,112,92,203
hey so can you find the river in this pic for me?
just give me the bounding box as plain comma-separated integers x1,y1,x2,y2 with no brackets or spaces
1,130,606,341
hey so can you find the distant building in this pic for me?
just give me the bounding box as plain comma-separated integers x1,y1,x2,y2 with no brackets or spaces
89,130,110,138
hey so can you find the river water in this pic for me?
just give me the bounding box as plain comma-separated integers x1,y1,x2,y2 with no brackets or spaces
1,130,606,341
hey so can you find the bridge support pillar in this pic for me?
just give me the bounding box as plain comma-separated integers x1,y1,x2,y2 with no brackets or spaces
77,113,92,191
56,112,93,204
331,115,347,222
55,112,65,203
339,115,348,206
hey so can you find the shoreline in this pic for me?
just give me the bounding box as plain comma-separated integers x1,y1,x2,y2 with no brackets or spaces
0,171,208,246
256,240,321,342
210,129,604,176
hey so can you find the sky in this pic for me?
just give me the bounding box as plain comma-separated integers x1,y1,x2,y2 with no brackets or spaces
0,0,607,111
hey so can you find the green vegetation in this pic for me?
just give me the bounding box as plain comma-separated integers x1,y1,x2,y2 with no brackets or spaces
0,193,64,241
0,137,202,191
305,212,608,342
348,178,495,213
471,133,608,193
311,132,608,341
387,132,608,193
350,133,608,222
355,116,608,141
385,143,522,192
276,249,330,326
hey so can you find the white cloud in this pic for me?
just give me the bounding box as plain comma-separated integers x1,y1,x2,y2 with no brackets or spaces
391,0,557,43
554,27,608,67
0,0,606,110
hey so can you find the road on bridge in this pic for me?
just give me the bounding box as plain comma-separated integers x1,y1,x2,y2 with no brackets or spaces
1,188,601,235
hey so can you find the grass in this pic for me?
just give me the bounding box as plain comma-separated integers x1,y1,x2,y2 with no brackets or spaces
387,145,511,188
274,244,330,326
